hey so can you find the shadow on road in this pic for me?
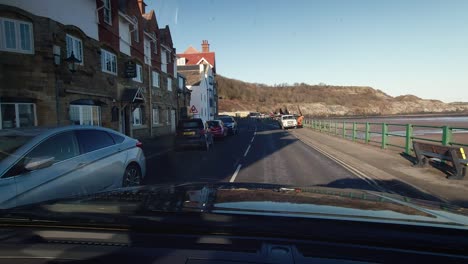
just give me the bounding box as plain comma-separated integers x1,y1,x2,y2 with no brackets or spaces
143,118,295,185
317,177,446,203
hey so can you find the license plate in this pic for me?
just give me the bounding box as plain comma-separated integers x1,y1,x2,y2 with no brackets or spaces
183,131,195,136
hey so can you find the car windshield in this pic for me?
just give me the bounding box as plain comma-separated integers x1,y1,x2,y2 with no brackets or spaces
219,117,232,123
207,121,220,127
2,0,468,239
0,135,33,162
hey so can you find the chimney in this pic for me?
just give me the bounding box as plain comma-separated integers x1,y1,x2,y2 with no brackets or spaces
201,40,210,53
138,0,146,14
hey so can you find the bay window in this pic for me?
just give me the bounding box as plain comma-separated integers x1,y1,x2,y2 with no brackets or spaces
69,105,101,126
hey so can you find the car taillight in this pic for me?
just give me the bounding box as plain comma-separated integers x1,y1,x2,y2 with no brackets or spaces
136,141,143,148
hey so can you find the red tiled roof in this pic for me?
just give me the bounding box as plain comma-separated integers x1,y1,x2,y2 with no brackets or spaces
177,52,216,70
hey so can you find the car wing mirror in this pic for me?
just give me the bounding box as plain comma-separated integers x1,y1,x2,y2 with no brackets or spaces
24,157,55,171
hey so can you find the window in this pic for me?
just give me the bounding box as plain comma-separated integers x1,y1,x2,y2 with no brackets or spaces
0,18,33,54
108,132,124,143
133,64,143,83
75,130,115,153
119,17,131,55
152,108,159,125
153,40,158,54
152,71,160,87
66,34,83,64
144,37,151,65
101,49,117,75
0,103,36,129
103,0,112,24
167,77,172,91
178,77,184,89
166,109,169,124
69,105,101,126
133,16,139,43
27,132,79,163
132,106,144,126
177,57,186,66
161,48,167,73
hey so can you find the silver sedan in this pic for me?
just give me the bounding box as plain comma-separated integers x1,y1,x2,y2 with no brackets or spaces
0,126,146,209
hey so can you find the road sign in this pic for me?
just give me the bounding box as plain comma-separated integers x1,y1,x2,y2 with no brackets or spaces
190,105,198,113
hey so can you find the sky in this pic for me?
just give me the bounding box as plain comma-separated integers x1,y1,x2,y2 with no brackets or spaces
147,0,468,102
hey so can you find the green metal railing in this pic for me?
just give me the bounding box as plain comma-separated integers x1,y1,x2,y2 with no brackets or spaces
302,119,468,154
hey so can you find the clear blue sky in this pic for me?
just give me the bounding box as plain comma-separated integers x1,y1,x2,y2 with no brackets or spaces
147,0,468,102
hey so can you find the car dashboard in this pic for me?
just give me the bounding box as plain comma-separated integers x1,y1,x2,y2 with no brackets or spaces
0,213,467,264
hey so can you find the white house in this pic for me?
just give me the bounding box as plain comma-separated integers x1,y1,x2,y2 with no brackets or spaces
177,40,217,122
178,64,215,123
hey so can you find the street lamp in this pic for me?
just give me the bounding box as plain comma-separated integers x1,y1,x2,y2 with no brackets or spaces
65,51,81,73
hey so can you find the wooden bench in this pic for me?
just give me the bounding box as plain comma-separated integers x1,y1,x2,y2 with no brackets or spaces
413,141,468,179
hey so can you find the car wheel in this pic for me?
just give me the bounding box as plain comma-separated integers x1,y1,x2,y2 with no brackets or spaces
123,164,142,187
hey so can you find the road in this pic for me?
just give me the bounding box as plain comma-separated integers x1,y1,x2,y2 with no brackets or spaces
143,118,383,193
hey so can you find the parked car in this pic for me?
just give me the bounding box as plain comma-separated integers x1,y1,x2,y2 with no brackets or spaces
207,120,228,139
217,115,238,135
175,118,214,151
280,115,298,129
0,126,146,209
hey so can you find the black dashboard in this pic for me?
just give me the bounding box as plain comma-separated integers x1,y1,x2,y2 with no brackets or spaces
0,213,467,263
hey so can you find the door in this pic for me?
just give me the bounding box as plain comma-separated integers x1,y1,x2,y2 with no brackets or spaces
74,129,127,190
171,110,176,133
122,106,130,136
13,131,83,207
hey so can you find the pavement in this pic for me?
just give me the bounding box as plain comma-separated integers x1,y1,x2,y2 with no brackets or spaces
142,118,468,207
290,127,468,206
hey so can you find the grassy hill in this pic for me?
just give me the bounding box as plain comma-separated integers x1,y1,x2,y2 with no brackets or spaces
216,75,468,116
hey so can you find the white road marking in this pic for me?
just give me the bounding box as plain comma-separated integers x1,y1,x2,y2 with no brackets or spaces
244,145,251,157
230,164,242,182
251,137,255,143
291,133,386,192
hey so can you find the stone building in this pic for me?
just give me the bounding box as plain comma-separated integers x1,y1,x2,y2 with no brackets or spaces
0,0,185,138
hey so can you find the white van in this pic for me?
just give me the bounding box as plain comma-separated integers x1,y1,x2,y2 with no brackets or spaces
280,115,297,129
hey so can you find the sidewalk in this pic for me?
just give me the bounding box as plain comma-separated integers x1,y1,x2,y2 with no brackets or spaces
140,134,175,159
291,128,468,207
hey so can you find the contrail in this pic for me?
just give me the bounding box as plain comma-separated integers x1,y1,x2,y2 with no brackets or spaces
175,7,178,24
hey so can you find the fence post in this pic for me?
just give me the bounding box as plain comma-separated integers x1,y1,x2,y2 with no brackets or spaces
335,121,338,135
342,122,346,138
442,126,452,146
319,120,322,132
381,123,388,149
329,120,332,133
352,122,357,142
405,124,413,154
365,122,370,144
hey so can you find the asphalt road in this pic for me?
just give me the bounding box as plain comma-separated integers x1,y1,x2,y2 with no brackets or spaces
144,118,380,193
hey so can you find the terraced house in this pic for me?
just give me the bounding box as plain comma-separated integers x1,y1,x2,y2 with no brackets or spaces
0,0,184,138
